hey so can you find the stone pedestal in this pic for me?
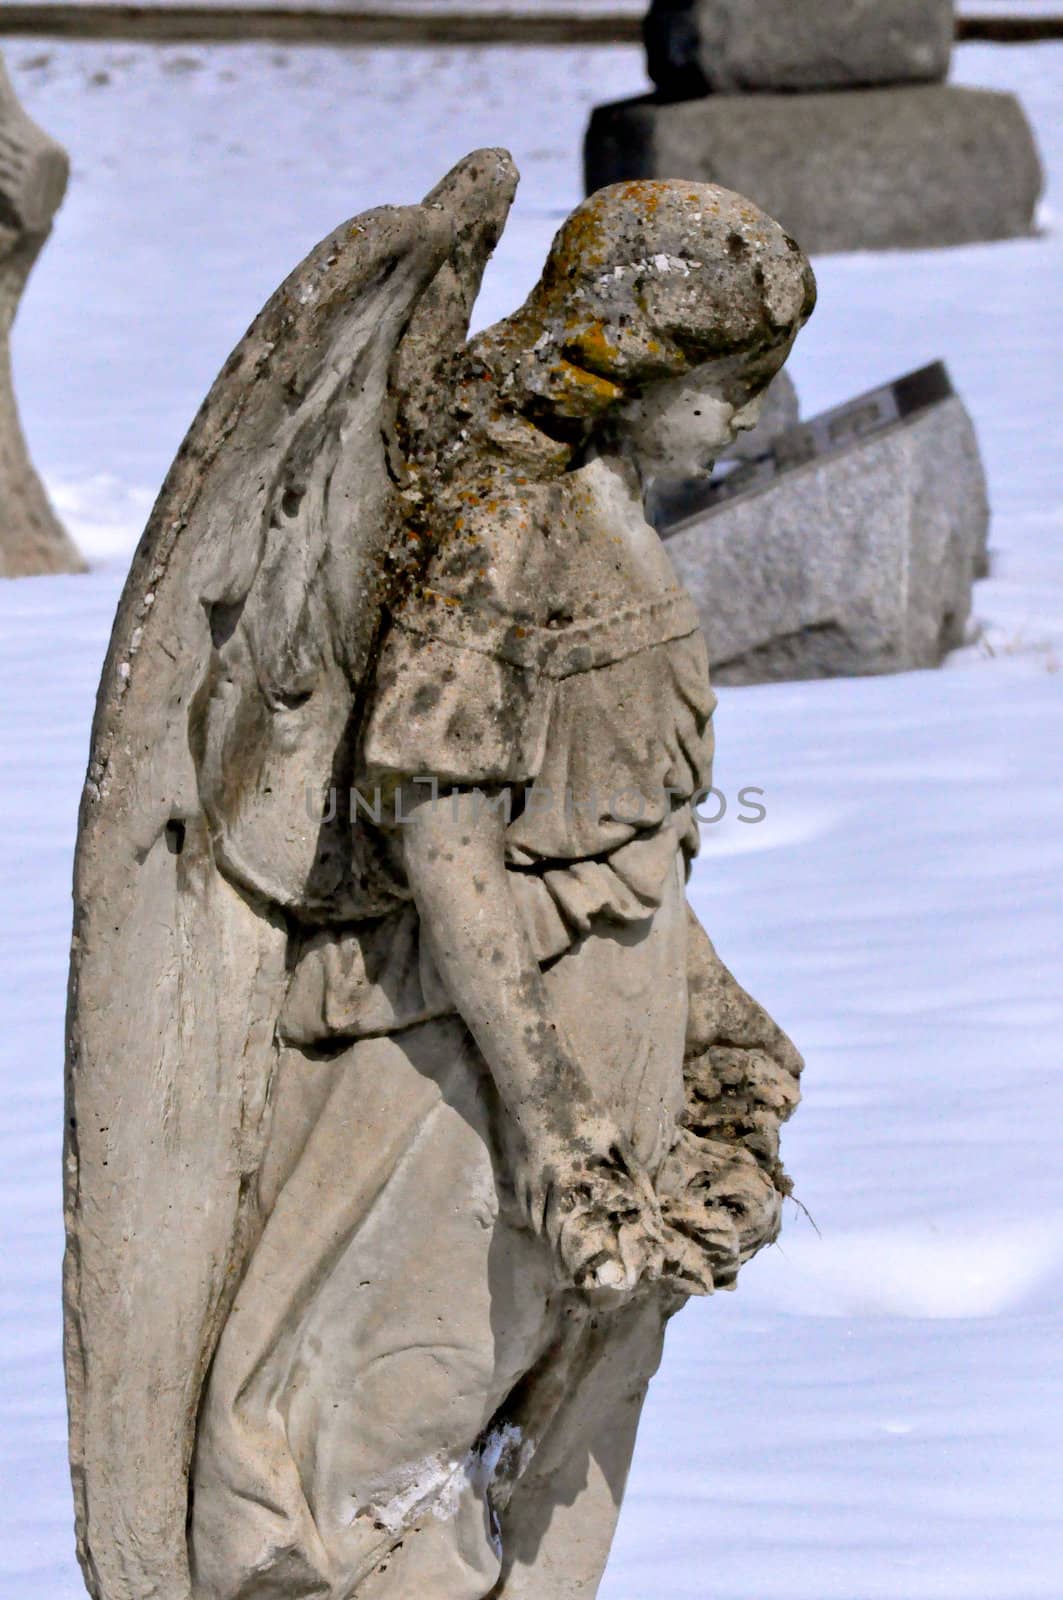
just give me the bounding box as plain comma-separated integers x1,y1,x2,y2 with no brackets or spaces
659,363,990,684
586,86,1042,253
0,52,82,578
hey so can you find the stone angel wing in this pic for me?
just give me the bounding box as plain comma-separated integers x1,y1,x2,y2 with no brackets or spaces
63,150,518,1600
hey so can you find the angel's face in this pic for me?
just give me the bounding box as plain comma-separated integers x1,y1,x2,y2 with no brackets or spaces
613,350,787,482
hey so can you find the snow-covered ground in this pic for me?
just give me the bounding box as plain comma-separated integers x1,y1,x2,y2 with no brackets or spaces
2,34,1061,1600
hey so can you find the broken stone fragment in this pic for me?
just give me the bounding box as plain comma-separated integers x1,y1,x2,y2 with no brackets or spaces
0,51,83,578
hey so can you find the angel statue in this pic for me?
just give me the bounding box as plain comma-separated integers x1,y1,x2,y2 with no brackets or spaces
64,150,813,1600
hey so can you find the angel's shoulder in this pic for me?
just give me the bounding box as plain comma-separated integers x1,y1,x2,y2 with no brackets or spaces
414,475,566,623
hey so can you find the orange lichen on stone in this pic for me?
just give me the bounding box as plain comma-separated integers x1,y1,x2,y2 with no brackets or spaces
575,321,621,370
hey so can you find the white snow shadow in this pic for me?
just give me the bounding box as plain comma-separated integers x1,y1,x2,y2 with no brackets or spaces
698,801,849,857
743,1219,1063,1319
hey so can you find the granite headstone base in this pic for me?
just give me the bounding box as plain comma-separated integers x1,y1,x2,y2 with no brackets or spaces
659,363,990,684
585,86,1043,252
645,0,954,97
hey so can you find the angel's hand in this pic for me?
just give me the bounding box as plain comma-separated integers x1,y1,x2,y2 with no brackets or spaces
512,1117,668,1304
656,1128,782,1289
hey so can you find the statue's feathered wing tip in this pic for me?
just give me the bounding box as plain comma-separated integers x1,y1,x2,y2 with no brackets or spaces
421,146,520,301
391,149,521,438
423,146,520,216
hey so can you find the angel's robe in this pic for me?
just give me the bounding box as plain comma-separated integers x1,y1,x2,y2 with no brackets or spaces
281,471,716,1137
190,470,718,1599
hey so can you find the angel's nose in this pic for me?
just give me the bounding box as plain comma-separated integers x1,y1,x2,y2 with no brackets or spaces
732,402,761,433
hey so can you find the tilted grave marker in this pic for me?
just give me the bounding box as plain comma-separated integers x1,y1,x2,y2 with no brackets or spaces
660,363,991,683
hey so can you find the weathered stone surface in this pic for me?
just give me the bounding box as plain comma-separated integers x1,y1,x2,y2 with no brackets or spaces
0,51,82,577
645,0,955,97
66,162,811,1600
660,369,989,683
586,85,1043,252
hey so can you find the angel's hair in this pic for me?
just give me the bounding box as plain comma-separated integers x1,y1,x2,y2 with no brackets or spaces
468,179,816,435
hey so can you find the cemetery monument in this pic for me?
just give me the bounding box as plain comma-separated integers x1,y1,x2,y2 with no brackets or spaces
64,151,809,1599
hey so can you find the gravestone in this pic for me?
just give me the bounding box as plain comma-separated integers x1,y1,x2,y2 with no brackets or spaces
586,1,1044,252
645,0,955,96
586,87,1042,254
0,52,82,578
659,362,990,683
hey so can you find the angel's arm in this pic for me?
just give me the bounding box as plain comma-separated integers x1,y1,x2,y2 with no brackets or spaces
399,780,668,1293
401,783,588,1143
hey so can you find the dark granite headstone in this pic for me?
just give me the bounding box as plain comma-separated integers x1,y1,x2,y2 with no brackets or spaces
644,0,955,96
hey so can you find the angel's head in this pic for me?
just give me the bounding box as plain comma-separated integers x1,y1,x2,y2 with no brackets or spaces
467,179,815,478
